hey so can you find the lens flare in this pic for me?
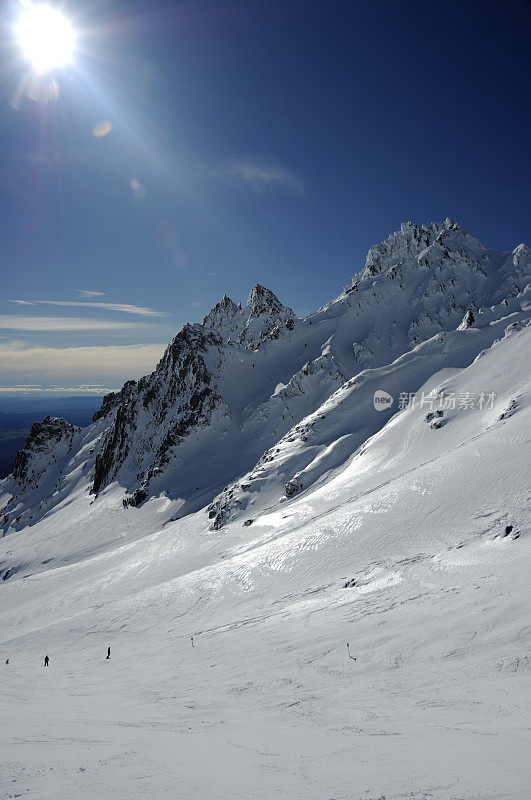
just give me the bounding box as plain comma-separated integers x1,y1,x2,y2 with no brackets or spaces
93,120,113,138
130,178,146,199
16,4,76,73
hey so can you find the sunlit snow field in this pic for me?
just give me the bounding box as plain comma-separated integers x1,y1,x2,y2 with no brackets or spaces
1,324,530,800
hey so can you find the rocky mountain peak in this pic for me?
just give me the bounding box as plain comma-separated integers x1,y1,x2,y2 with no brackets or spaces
92,321,219,498
202,294,239,331
354,218,492,286
362,220,447,278
3,219,528,530
246,284,290,318
236,284,296,349
12,416,80,488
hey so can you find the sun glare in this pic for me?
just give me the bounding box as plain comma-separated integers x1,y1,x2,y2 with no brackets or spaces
16,3,76,73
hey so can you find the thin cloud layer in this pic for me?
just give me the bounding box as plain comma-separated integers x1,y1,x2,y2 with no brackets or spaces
10,300,167,316
0,385,112,394
0,316,148,331
75,290,106,298
214,160,306,197
0,341,167,384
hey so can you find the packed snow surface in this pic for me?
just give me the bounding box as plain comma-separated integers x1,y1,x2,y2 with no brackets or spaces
0,220,530,799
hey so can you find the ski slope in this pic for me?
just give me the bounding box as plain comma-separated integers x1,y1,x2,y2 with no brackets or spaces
1,310,529,799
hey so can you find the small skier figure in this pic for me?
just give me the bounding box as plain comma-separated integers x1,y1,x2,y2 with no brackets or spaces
5,658,9,665
190,637,194,648
106,646,111,660
44,655,49,667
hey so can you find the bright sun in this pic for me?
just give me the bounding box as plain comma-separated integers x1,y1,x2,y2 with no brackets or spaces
16,3,76,73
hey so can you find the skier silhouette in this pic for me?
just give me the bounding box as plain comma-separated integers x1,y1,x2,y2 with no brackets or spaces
106,646,111,660
5,658,9,665
44,655,49,667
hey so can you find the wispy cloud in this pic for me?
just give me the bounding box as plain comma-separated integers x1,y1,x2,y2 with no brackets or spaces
0,316,148,331
0,385,113,394
9,300,167,317
75,290,106,298
213,160,306,197
0,341,167,383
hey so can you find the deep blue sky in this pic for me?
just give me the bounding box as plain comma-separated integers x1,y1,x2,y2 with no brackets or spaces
0,0,530,391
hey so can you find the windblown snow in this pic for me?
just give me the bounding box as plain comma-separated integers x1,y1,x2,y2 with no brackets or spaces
1,219,530,800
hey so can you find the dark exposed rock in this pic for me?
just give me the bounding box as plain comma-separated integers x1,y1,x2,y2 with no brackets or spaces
497,524,520,541
460,309,475,328
129,488,148,507
13,417,80,488
284,479,302,498
248,284,287,318
93,324,221,498
92,381,136,423
499,399,517,420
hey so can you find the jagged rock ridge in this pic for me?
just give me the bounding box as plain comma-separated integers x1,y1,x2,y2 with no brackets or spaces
1,220,529,533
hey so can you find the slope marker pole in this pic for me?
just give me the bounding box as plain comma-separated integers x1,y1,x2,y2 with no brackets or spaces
346,642,356,661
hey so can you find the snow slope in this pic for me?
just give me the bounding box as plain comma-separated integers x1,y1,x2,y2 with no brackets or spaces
0,220,530,799
2,218,528,535
207,289,531,529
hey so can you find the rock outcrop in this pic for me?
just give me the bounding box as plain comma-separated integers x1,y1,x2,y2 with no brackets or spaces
13,417,80,489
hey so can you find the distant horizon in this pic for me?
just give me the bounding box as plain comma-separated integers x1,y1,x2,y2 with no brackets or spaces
0,389,115,397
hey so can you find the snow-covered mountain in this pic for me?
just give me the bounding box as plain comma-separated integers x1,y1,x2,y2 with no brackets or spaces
1,219,530,800
1,218,529,536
